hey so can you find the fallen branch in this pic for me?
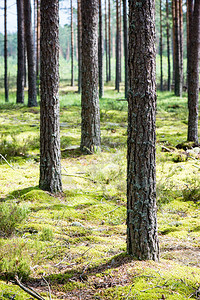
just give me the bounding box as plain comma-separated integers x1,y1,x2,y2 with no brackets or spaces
0,153,15,170
14,275,45,300
42,276,52,300
62,167,96,183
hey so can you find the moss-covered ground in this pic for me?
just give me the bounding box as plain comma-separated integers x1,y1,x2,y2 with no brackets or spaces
0,85,199,299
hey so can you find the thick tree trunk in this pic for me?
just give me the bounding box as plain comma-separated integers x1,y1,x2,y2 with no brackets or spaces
166,0,171,91
4,0,8,102
127,0,159,261
81,0,101,153
160,0,163,91
98,0,104,98
77,0,82,93
40,0,62,194
123,0,128,98
108,0,111,81
71,0,74,87
187,0,200,143
16,0,25,104
24,0,37,107
115,0,120,92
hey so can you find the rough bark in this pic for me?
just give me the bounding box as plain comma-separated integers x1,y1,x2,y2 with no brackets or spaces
187,0,200,143
99,0,104,98
160,0,163,91
4,0,8,102
36,0,40,81
24,0,37,107
127,0,159,261
123,0,128,98
16,0,24,104
166,0,171,91
77,0,82,93
39,0,62,194
71,0,74,87
81,0,101,153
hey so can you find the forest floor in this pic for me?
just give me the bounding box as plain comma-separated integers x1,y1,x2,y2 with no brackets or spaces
0,86,199,299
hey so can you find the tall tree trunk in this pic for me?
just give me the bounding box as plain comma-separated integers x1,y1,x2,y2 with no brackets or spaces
166,0,171,91
81,0,101,153
115,0,120,92
173,0,182,97
187,0,200,143
40,0,62,194
24,0,37,107
71,0,74,87
127,0,159,261
99,0,104,98
105,0,109,82
16,0,25,104
119,0,122,83
160,0,163,91
36,0,40,94
108,0,111,81
4,0,8,102
172,0,175,86
179,0,183,89
123,0,128,98
77,0,82,93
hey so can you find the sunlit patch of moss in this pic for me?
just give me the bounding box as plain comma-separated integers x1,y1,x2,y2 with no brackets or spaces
0,280,29,299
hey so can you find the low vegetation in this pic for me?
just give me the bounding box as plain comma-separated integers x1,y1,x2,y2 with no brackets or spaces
0,85,199,299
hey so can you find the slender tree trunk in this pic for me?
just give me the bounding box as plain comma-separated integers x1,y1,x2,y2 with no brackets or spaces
105,0,109,83
81,0,101,153
4,0,8,102
123,0,128,98
127,0,159,261
187,0,200,143
173,0,182,97
172,0,175,86
119,0,122,83
166,0,171,91
71,0,74,87
99,0,104,98
77,0,82,93
115,0,120,92
108,0,111,81
160,0,163,91
179,0,183,90
24,0,37,107
16,0,25,104
36,0,40,93
40,0,62,194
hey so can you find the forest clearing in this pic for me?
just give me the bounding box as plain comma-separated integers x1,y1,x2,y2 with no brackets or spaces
0,86,199,299
1,0,200,299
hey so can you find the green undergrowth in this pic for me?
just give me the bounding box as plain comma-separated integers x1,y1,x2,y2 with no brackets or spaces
0,87,200,299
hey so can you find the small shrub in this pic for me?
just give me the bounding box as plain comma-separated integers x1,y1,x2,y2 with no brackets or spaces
0,202,30,237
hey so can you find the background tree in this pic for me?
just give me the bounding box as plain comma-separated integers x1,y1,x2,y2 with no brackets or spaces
16,0,25,104
99,0,104,98
123,0,128,98
71,0,74,87
24,0,37,107
173,0,183,97
166,0,171,91
4,0,8,102
160,0,163,91
127,0,159,261
39,0,62,194
108,0,111,81
187,0,200,143
81,0,101,153
77,0,82,93
115,0,120,92
105,0,108,82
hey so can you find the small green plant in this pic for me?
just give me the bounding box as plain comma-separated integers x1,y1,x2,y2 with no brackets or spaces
0,202,30,237
40,227,54,241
